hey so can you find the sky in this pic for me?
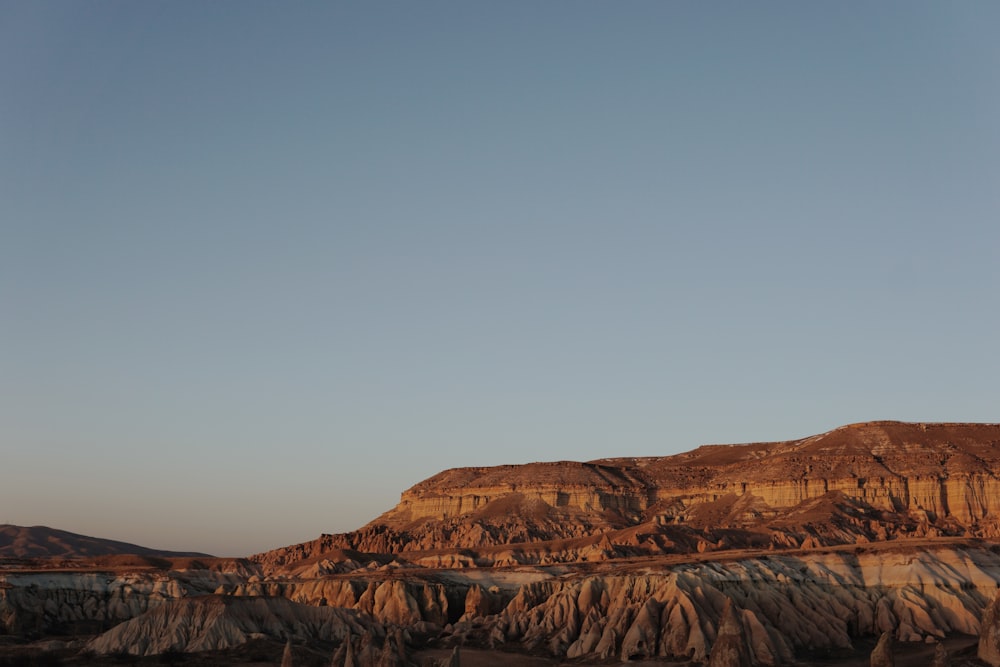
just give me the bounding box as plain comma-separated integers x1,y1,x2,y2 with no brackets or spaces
2,2,998,557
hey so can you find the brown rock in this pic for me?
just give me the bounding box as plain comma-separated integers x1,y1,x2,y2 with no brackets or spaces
980,588,1000,666
331,629,356,667
443,646,460,667
870,632,894,667
251,422,1000,569
707,598,750,667
930,641,950,667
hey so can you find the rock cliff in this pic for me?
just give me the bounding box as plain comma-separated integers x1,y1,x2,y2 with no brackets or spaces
253,422,1000,573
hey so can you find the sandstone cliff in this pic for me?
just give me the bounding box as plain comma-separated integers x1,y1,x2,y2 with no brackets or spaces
252,422,1000,574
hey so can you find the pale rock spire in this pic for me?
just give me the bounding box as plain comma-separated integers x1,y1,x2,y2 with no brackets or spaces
869,632,894,667
706,598,750,667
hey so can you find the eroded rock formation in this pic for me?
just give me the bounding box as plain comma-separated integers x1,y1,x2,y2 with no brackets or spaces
6,421,1000,666
979,587,1000,666
253,422,1000,574
85,596,376,656
869,632,894,667
707,598,751,667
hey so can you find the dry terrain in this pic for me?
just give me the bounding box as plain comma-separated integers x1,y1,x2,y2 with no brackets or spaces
5,421,1000,666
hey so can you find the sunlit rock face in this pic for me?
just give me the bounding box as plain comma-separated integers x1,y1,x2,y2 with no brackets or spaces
251,422,1000,566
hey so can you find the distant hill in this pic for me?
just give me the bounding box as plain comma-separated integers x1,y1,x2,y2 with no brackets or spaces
0,524,212,559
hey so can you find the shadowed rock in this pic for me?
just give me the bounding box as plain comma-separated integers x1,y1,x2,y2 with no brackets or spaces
85,596,377,657
355,631,374,666
980,588,1000,666
377,628,407,667
707,598,751,667
930,642,950,667
330,629,355,667
281,639,294,667
870,632,894,667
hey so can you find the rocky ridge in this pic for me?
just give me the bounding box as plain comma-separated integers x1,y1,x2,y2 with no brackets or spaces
253,422,1000,575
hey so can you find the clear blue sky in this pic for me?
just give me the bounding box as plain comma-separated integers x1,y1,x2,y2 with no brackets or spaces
2,2,998,557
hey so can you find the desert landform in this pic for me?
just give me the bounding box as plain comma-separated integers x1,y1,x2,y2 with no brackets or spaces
6,421,1000,665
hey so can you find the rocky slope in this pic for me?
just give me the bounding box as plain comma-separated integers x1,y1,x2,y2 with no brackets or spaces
0,566,252,637
21,541,1000,664
253,421,1000,574
479,544,1000,663
85,596,377,657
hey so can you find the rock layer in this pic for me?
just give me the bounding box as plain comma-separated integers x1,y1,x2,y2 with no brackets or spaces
253,422,1000,571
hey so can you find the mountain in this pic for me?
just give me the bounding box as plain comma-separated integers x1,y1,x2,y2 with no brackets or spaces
253,421,1000,572
6,421,1000,666
0,524,211,559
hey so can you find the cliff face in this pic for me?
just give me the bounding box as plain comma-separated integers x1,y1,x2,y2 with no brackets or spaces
382,461,653,526
291,422,1000,559
391,422,1000,522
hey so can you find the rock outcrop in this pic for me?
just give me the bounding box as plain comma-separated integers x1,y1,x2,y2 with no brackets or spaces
707,598,751,667
252,422,1000,573
931,641,950,667
869,631,894,667
979,587,1000,666
86,596,376,656
475,546,998,663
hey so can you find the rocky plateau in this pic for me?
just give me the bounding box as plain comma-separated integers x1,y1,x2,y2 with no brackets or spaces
5,421,1000,666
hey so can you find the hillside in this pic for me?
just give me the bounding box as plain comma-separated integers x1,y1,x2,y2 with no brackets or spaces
0,524,211,559
253,421,1000,571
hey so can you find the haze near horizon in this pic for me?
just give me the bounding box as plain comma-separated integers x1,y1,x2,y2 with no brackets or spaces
2,2,998,557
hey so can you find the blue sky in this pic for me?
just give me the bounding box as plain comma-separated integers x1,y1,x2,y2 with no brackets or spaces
2,2,998,556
